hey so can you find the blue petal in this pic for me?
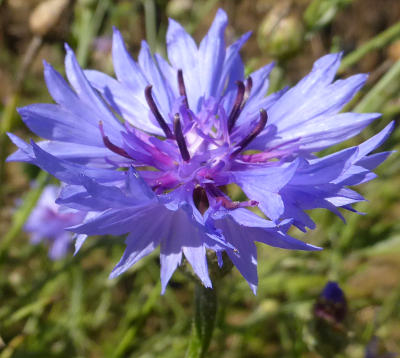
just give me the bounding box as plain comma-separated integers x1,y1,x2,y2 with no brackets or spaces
43,61,124,144
44,60,80,106
166,18,201,110
138,40,174,118
354,121,395,162
294,53,342,92
225,209,321,251
126,167,156,201
212,208,321,292
30,140,125,184
291,148,357,185
154,52,178,94
64,44,122,141
249,53,382,152
215,211,258,294
357,152,392,171
214,215,258,294
160,242,182,294
57,184,116,212
160,207,211,293
198,9,228,99
6,133,34,162
110,228,161,278
74,234,88,255
111,28,148,91
259,112,380,153
49,232,71,260
84,69,163,135
30,140,119,164
79,174,139,207
18,104,104,146
326,188,365,207
70,206,156,236
233,160,299,221
216,31,250,98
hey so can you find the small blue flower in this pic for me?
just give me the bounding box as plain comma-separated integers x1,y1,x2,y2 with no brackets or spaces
24,185,86,260
8,9,393,292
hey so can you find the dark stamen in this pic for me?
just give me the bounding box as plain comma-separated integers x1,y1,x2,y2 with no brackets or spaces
242,76,253,109
177,69,189,109
231,109,268,157
144,85,174,139
227,81,245,133
173,113,190,162
99,121,132,159
193,186,209,215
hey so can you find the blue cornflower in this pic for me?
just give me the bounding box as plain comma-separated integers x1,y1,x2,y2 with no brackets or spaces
24,185,86,259
8,9,393,292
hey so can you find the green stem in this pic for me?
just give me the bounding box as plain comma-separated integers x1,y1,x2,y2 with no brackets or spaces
112,281,161,358
186,284,217,358
76,0,110,67
339,21,400,73
142,0,157,52
0,36,43,199
0,93,19,198
0,171,49,258
354,58,400,113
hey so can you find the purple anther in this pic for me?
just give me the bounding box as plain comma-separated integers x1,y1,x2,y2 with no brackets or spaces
177,69,189,109
231,109,268,157
193,186,209,215
227,81,245,133
99,121,132,159
173,113,190,162
144,85,174,139
242,77,253,108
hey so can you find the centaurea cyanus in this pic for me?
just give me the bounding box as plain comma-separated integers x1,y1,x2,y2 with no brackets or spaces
8,9,393,292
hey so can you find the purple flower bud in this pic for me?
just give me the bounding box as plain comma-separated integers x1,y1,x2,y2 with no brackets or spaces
314,281,347,325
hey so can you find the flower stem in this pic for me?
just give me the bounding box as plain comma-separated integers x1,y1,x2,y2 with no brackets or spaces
76,0,110,67
142,0,157,52
354,58,400,113
0,35,43,201
338,20,400,74
186,284,217,358
0,171,50,259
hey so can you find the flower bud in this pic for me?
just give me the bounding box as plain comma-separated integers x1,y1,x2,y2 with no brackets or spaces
314,281,347,325
258,10,305,60
309,281,349,356
166,0,193,19
304,0,350,32
29,0,70,37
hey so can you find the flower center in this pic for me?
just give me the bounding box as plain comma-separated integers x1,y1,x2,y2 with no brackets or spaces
97,70,271,211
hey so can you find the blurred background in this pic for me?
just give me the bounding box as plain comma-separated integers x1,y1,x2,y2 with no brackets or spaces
0,0,400,357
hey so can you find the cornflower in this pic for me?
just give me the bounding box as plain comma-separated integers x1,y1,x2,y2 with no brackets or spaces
8,9,393,292
24,185,86,259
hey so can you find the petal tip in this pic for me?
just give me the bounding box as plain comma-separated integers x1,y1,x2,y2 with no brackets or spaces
64,42,72,53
